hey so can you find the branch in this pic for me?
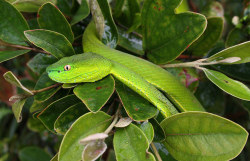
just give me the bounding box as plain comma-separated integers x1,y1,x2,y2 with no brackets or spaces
32,83,61,94
151,142,162,161
0,41,50,54
104,104,121,134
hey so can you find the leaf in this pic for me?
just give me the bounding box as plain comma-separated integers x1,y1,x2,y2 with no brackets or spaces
226,28,248,48
24,29,75,59
0,0,29,46
50,154,58,161
0,50,30,63
114,124,155,161
54,102,89,134
8,0,57,12
160,112,249,161
149,119,165,142
38,94,81,132
115,117,132,128
3,71,33,95
27,116,46,133
19,146,51,161
82,140,107,161
12,98,27,123
27,53,57,75
201,1,224,17
115,79,158,121
0,108,12,120
58,112,112,161
188,17,224,56
62,83,77,89
117,27,144,56
71,0,90,25
137,122,154,143
207,41,250,64
73,75,115,112
38,2,74,43
203,68,250,100
95,0,118,48
34,72,61,102
142,0,207,64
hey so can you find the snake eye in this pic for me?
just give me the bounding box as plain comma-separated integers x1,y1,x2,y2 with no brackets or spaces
64,65,71,71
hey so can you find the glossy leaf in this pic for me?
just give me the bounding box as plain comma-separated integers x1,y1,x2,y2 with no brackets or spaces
115,117,132,128
71,0,90,25
175,0,189,13
24,29,75,59
0,50,30,63
117,27,144,56
0,0,29,46
160,112,249,161
153,143,176,161
3,71,33,95
202,1,224,17
38,94,81,132
19,146,51,161
50,154,58,161
142,0,207,64
207,41,250,64
73,75,115,112
96,0,118,48
7,0,56,12
149,119,165,142
188,17,224,56
62,83,77,89
58,112,112,161
27,53,57,75
203,68,250,100
115,80,158,121
54,102,88,134
137,122,154,143
34,72,61,102
27,116,46,133
114,124,155,161
12,98,27,122
38,2,74,43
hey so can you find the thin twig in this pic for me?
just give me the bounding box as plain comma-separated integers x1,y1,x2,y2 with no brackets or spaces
151,142,162,161
1,42,50,54
32,83,62,94
104,104,122,134
115,21,143,38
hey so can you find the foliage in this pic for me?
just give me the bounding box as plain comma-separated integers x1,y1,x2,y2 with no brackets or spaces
0,0,249,161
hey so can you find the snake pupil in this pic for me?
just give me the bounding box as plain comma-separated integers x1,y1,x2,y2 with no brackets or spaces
64,65,71,71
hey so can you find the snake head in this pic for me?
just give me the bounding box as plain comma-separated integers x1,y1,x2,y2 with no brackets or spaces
46,53,112,83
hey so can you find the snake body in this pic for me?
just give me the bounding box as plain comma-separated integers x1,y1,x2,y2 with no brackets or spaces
47,22,204,118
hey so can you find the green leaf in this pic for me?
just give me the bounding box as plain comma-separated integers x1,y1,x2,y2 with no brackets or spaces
149,119,165,142
226,28,248,48
0,50,30,63
34,72,61,102
117,27,144,56
38,2,74,43
73,75,115,112
0,0,29,46
54,102,88,134
71,0,90,25
160,112,249,161
207,41,250,64
188,17,224,56
50,154,58,161
27,53,57,75
96,0,118,48
82,140,107,161
12,98,27,122
24,29,75,59
137,122,154,143
27,116,46,133
38,94,81,132
0,108,12,120
114,124,155,161
142,0,207,64
3,71,33,95
175,0,189,13
58,112,112,161
115,79,158,121
19,146,51,161
8,0,57,12
62,83,77,89
203,68,250,100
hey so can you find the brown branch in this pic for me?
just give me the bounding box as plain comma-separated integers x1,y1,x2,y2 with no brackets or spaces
32,83,61,94
115,21,143,38
0,41,50,54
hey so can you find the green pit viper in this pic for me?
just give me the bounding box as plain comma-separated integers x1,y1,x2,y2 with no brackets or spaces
46,22,205,118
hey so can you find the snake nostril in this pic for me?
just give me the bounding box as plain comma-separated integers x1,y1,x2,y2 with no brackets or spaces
58,71,61,73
